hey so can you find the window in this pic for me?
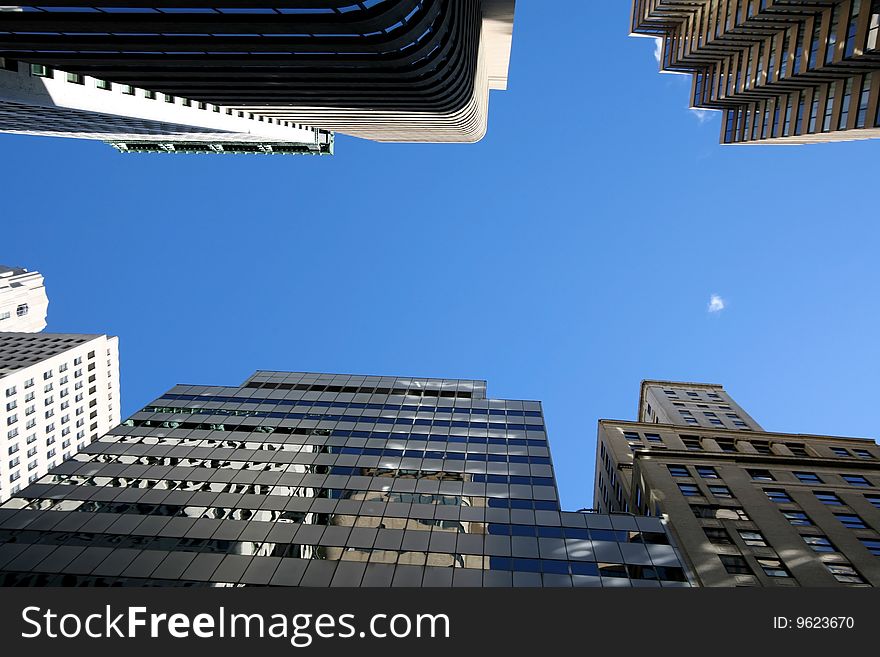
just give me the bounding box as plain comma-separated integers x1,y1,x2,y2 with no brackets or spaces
704,527,733,545
16,304,28,317
748,469,774,481
668,465,690,478
692,505,750,521
696,466,719,479
5,386,15,397
831,447,851,457
709,485,734,498
853,449,875,459
869,0,880,50
720,554,752,575
645,433,662,443
842,475,871,487
679,483,701,497
66,72,84,84
623,431,640,441
765,489,793,503
786,443,809,457
814,491,844,505
30,63,52,78
795,472,823,484
783,511,813,526
835,513,867,529
865,494,880,509
96,79,112,90
682,436,702,450
716,439,737,453
803,535,836,553
825,563,865,584
859,538,880,556
758,558,790,578
739,530,768,547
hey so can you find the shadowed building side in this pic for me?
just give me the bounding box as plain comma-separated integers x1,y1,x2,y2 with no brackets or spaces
595,380,880,587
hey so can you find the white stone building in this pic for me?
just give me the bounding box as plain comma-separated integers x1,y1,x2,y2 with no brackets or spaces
1,333,120,502
0,266,48,333
0,58,333,155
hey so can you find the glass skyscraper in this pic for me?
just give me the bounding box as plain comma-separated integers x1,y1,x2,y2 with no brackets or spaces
0,1,517,144
0,371,689,587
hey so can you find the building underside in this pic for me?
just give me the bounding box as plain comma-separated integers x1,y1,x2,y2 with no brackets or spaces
632,0,880,144
0,1,516,143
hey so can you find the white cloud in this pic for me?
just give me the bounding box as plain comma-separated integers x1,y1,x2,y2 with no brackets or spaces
708,295,726,314
653,38,663,63
690,108,716,123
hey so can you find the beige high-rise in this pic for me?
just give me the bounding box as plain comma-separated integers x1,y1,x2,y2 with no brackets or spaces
595,380,880,586
632,0,880,144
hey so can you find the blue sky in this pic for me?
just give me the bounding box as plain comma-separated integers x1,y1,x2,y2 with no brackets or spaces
2,2,878,510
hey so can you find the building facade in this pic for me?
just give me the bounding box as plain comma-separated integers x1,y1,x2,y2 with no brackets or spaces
0,1,516,144
0,58,333,154
1,333,120,503
595,380,880,586
0,265,47,333
0,371,689,587
631,0,880,145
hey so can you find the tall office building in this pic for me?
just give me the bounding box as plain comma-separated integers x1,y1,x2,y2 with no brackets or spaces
0,58,333,154
631,0,880,144
0,1,516,145
1,333,120,504
595,380,880,586
0,371,689,587
0,266,47,333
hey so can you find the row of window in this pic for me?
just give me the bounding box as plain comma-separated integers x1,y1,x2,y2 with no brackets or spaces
157,394,540,415
4,354,93,397
662,389,723,401
244,381,477,399
623,429,876,459
691,502,873,531
719,552,866,584
708,524,880,558
136,411,545,432
668,464,877,488
22,63,309,130
0,304,28,321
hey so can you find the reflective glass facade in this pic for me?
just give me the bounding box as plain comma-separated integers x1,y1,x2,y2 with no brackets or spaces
0,371,689,587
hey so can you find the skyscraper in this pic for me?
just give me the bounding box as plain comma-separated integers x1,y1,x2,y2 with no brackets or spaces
631,0,880,145
0,371,689,587
0,57,333,154
0,265,47,333
1,333,120,503
0,1,516,145
595,380,880,586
